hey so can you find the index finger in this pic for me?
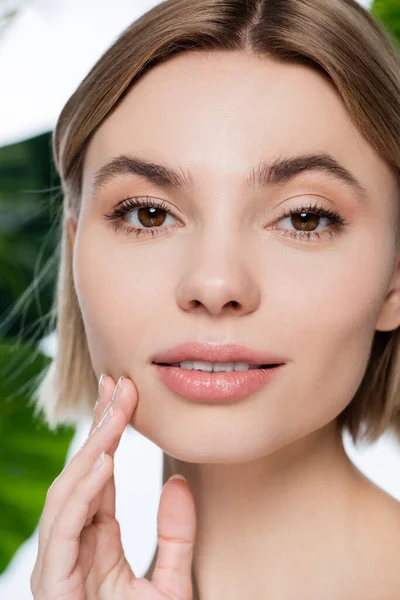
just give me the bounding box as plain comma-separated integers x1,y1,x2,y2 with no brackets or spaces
88,373,108,435
35,375,134,577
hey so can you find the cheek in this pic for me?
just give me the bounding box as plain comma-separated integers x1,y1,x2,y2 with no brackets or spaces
264,236,391,423
269,231,390,337
72,228,169,371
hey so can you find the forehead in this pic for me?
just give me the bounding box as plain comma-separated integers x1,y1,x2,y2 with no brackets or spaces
83,51,397,202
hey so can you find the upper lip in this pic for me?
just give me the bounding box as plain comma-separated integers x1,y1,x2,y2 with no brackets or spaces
151,342,287,365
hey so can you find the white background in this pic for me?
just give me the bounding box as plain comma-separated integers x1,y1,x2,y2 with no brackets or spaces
0,0,373,147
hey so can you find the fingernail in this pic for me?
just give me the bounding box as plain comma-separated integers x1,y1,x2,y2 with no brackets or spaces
111,376,124,404
94,374,105,411
98,376,123,423
99,404,114,427
168,474,187,483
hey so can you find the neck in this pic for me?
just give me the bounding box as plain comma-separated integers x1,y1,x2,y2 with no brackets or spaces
163,419,365,599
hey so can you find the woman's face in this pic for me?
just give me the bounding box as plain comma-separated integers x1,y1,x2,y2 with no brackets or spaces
70,50,400,462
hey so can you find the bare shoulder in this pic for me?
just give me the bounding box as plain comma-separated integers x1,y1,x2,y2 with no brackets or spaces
356,475,400,543
350,474,400,598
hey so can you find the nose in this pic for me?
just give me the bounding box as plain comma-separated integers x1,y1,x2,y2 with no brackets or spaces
175,239,261,317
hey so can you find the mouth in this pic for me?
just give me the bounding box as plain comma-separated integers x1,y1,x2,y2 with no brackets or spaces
151,361,285,402
153,362,282,370
150,342,288,369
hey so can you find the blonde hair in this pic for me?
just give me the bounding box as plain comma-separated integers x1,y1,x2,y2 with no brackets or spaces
33,0,400,447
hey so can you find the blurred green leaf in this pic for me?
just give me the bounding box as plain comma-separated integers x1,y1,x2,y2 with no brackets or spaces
0,131,69,575
372,0,400,44
0,340,75,573
0,133,62,343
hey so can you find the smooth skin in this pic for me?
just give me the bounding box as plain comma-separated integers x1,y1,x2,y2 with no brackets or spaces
51,50,400,598
30,374,197,599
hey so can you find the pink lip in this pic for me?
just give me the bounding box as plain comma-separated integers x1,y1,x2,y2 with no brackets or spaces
150,342,287,365
153,364,284,402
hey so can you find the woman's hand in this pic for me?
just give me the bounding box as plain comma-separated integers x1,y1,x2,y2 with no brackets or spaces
30,374,197,599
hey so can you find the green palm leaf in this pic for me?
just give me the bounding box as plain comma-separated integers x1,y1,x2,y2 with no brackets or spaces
0,339,75,573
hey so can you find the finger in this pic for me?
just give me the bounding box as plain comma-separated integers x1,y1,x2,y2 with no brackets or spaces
95,377,139,520
36,375,115,557
87,373,110,437
151,477,197,600
31,374,113,593
41,451,114,589
94,472,116,521
85,374,118,442
36,376,137,578
82,374,118,528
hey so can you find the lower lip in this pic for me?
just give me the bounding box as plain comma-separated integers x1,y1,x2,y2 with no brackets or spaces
152,363,284,402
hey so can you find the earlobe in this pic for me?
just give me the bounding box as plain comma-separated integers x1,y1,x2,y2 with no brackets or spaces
376,256,400,332
375,289,400,332
67,215,77,251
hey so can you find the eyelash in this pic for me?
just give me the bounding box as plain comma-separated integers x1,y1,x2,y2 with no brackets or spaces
103,196,349,242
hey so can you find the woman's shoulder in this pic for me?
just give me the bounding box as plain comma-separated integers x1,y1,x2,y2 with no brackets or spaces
355,474,400,542
350,476,400,598
143,476,400,597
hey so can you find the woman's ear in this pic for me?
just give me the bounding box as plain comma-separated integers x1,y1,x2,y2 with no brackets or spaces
376,255,400,332
67,215,78,251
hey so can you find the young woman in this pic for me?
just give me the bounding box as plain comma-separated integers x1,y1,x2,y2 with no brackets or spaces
30,0,400,598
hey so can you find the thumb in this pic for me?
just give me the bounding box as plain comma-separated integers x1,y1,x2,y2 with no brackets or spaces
151,475,197,599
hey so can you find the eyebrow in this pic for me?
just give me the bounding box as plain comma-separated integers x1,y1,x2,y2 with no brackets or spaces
91,152,369,204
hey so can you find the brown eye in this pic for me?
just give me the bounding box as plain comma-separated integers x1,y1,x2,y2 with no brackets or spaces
134,206,168,228
104,196,179,238
271,202,348,242
290,211,321,232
